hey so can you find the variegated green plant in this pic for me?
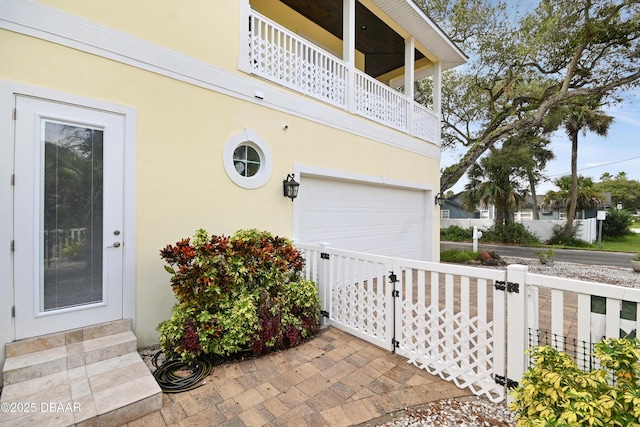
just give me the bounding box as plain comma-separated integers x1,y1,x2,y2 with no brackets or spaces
510,338,640,427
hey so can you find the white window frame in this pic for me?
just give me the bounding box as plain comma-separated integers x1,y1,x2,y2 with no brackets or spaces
223,128,273,189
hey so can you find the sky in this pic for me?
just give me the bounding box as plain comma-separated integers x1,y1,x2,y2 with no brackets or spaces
440,87,640,196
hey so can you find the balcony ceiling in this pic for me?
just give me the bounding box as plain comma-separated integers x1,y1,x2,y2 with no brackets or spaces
279,0,466,77
280,0,425,78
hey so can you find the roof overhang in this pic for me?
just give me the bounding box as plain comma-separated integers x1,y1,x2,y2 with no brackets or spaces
367,0,467,71
278,0,466,78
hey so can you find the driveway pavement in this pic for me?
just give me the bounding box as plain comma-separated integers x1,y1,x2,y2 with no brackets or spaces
125,327,472,427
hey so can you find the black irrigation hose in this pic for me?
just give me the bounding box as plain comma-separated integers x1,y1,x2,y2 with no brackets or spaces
151,351,212,393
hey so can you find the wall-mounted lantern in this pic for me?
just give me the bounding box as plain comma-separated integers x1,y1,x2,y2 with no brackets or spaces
435,193,445,206
283,174,300,201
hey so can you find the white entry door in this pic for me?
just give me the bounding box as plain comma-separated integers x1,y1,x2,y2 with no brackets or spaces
13,96,124,339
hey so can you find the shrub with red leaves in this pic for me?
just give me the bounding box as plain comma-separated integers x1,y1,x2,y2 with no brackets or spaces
158,229,320,361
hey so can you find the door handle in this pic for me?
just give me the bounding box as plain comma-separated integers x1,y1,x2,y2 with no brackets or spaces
108,242,121,248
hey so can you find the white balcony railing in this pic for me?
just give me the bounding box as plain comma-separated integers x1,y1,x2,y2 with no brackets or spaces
414,102,440,143
247,10,440,144
249,12,347,108
354,71,408,132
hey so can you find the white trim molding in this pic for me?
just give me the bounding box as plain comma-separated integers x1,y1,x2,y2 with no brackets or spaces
222,128,273,189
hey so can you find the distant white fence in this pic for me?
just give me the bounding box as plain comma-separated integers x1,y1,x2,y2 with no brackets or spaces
441,218,597,243
298,243,640,403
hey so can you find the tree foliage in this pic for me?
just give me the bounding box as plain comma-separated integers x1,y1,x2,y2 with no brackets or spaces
596,172,640,212
602,208,634,237
543,175,605,217
552,97,614,226
418,0,640,192
461,137,548,228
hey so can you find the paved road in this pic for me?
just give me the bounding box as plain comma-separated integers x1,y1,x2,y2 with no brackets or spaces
441,241,636,268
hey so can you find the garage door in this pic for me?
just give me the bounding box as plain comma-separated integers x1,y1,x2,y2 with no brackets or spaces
297,176,427,260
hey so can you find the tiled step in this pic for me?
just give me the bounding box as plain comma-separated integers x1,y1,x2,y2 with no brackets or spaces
3,330,137,385
0,320,162,427
4,319,133,359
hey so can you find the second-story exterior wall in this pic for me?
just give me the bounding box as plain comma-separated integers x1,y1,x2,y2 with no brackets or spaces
0,0,463,364
34,0,240,70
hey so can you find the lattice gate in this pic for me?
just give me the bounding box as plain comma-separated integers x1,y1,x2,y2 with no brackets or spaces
392,258,508,403
298,244,513,403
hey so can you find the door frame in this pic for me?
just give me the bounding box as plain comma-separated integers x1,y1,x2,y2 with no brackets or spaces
0,81,136,352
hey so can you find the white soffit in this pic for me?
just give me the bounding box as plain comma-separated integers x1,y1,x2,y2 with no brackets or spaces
370,0,467,71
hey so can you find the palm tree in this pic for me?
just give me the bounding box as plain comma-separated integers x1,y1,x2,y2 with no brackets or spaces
562,99,613,226
461,145,528,229
544,175,604,219
600,172,613,182
504,134,554,220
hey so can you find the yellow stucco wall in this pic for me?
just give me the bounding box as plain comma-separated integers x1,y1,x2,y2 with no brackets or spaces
32,0,367,76
34,0,240,70
1,4,441,347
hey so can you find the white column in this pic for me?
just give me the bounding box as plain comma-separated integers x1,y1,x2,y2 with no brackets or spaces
432,61,442,145
237,0,251,73
506,264,529,404
318,242,331,326
404,37,415,135
343,0,356,113
432,61,442,116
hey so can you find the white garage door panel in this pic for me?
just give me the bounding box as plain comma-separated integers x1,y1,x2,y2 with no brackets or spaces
298,177,426,260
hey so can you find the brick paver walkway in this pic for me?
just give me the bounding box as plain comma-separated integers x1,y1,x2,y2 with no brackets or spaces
123,327,473,427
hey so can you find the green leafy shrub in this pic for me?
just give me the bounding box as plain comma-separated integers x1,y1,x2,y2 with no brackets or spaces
510,338,640,426
157,229,320,361
440,225,474,241
481,223,540,245
603,209,633,238
547,223,589,247
440,249,480,263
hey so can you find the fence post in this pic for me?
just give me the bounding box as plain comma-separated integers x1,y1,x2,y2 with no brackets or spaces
506,264,528,402
318,242,331,326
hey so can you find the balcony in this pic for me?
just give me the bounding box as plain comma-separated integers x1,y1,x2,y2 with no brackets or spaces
246,9,441,144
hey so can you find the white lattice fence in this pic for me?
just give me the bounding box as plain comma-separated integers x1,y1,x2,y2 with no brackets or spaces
325,249,394,349
298,243,509,402
402,304,497,398
393,259,507,402
298,243,640,404
298,244,395,349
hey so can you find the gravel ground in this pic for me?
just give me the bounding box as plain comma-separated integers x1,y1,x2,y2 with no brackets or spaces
359,397,515,427
494,256,640,288
364,257,640,427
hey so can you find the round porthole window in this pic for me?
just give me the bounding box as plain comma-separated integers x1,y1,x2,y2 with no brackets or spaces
233,144,261,177
223,129,272,189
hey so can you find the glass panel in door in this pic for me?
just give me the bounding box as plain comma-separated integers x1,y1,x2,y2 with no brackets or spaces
42,121,104,310
13,95,124,340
